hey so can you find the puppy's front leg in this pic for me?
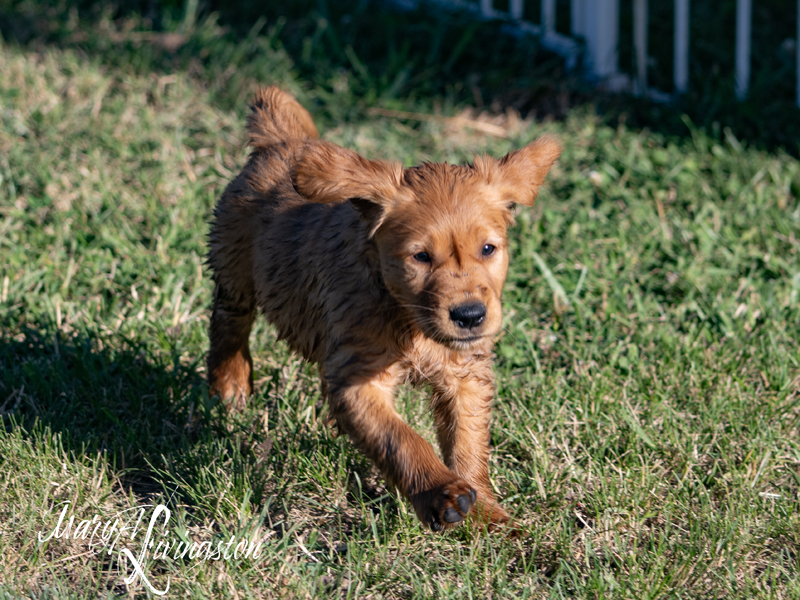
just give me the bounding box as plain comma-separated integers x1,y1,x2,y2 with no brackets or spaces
326,369,477,531
431,358,511,527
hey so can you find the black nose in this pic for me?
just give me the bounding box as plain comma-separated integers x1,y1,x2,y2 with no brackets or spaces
449,302,487,329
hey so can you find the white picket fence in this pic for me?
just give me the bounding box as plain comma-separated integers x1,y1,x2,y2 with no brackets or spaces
402,0,800,107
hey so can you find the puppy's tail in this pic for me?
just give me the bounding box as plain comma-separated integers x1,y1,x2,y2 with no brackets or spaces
247,87,319,148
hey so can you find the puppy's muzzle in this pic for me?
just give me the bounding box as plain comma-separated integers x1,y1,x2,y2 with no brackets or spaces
449,301,487,330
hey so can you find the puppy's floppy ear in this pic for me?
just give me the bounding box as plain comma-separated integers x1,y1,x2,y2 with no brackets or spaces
475,134,562,207
294,140,405,237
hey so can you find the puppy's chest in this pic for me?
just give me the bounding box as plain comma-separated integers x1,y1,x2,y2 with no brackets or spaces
398,338,480,390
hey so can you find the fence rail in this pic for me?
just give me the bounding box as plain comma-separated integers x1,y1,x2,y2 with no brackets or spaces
404,0,800,107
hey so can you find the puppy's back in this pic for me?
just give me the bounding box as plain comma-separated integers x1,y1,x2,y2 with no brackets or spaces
209,88,317,314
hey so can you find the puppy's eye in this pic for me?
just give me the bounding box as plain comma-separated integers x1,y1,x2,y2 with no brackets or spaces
413,251,432,263
482,244,496,257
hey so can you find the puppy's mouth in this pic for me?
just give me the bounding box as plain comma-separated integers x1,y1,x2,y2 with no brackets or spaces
409,306,497,350
442,334,484,344
430,331,496,351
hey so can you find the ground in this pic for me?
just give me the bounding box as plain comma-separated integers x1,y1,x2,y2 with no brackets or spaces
1,3,800,598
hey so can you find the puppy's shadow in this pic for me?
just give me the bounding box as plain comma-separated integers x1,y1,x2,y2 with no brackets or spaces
0,324,388,527
0,325,220,499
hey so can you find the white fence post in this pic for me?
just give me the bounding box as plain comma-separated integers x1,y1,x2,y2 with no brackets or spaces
674,0,690,94
582,0,620,79
542,0,556,34
735,0,751,100
571,0,584,38
509,0,523,21
633,0,648,95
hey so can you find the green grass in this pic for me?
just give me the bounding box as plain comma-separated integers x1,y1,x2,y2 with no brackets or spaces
2,4,800,598
5,0,800,155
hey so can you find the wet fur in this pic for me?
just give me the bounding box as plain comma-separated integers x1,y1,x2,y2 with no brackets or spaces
207,87,561,530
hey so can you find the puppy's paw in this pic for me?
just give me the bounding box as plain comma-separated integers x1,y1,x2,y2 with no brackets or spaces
410,478,477,532
210,381,250,413
473,501,513,532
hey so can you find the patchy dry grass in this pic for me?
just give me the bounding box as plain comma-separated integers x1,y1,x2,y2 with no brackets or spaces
1,6,800,598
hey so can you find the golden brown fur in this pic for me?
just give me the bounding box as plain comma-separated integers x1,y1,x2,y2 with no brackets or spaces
207,87,561,530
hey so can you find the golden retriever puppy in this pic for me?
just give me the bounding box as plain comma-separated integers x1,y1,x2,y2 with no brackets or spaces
207,87,560,530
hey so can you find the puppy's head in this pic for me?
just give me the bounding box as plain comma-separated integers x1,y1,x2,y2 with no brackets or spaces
294,136,561,351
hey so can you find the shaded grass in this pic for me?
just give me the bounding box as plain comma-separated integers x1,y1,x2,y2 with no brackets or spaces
1,7,800,598
3,0,800,154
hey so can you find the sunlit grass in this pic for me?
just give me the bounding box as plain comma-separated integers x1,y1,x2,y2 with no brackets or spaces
1,7,800,598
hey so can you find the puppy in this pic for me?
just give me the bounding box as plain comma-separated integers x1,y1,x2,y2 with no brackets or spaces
207,87,561,531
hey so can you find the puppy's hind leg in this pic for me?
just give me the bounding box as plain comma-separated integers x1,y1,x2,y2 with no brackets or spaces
207,284,255,412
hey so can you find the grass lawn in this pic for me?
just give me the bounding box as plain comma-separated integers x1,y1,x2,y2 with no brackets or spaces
2,3,800,598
